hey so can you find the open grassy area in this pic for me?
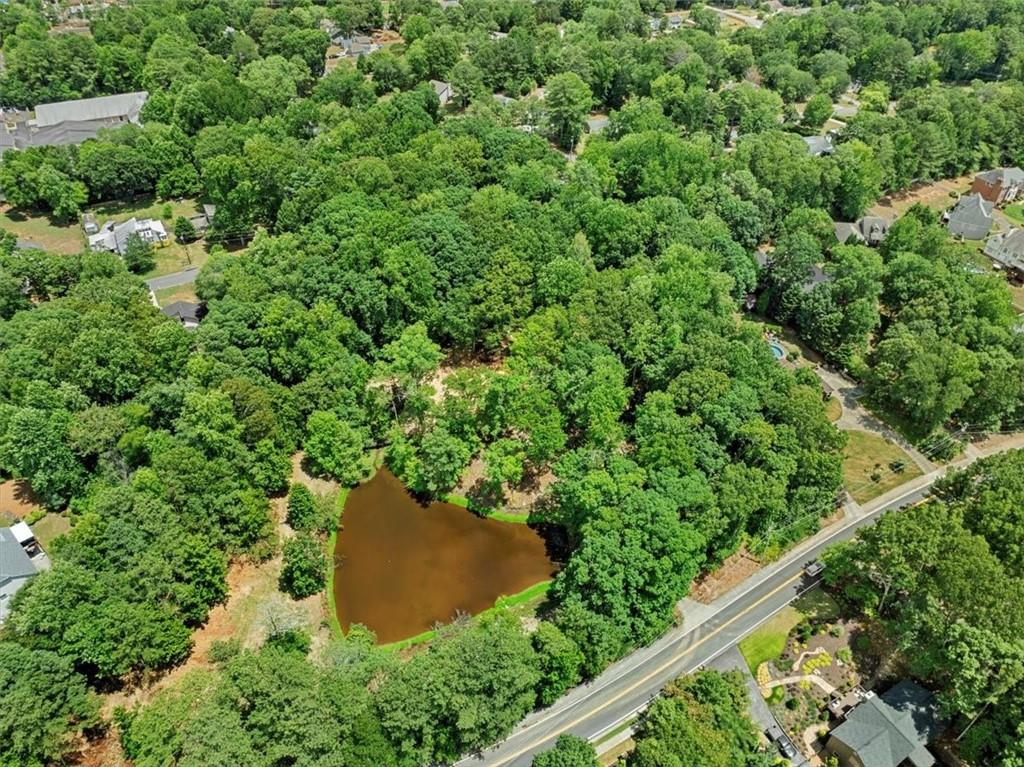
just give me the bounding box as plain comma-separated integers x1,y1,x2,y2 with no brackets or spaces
1,207,83,253
842,429,923,504
153,284,199,306
738,589,841,675
825,396,842,422
1005,203,1024,226
739,605,802,675
32,512,71,548
794,587,841,623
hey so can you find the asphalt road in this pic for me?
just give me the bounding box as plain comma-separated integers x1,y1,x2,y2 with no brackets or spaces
145,266,199,291
455,481,934,767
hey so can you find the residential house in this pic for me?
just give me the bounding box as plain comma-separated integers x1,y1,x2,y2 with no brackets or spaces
439,0,461,8
804,134,835,156
984,228,1024,274
431,80,453,107
970,167,1024,206
332,33,380,57
88,217,168,254
827,681,947,767
946,193,994,240
161,300,205,330
834,215,891,246
1,522,48,624
802,263,833,292
586,116,609,134
489,30,509,40
0,91,148,155
493,93,517,106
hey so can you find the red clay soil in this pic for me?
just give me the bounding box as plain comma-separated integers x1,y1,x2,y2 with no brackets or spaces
0,478,43,518
690,547,763,604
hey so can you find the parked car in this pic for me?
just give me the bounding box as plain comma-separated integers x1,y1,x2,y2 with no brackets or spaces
765,724,799,760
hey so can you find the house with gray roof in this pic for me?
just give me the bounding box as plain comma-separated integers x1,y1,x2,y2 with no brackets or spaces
827,681,947,767
161,300,205,330
586,116,609,134
431,80,453,106
984,228,1024,273
1,522,47,624
946,193,994,240
834,215,891,246
970,167,1024,206
803,134,835,156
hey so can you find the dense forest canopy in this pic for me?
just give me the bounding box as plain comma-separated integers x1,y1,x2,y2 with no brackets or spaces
0,0,1023,765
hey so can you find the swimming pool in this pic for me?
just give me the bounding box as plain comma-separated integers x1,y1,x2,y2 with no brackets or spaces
769,341,785,360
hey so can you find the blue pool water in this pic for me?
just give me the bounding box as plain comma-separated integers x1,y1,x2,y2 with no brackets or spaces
769,341,785,360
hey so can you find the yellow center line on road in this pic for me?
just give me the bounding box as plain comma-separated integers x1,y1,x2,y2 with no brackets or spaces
490,570,806,767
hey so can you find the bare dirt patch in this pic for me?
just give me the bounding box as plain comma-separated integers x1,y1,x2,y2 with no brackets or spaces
690,547,763,604
291,450,341,496
0,478,43,518
869,174,973,219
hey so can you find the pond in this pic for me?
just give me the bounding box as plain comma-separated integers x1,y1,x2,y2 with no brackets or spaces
331,468,558,644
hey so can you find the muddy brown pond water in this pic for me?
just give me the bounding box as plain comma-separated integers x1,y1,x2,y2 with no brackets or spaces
332,468,558,644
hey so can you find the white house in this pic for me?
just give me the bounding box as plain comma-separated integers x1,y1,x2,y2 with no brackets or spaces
88,217,168,254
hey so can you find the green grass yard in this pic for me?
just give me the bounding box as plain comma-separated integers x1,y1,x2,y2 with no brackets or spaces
1005,204,1024,226
842,430,923,503
739,606,802,675
738,589,841,675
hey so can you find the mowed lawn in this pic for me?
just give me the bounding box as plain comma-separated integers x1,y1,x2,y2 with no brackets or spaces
738,589,841,675
842,429,922,504
1005,203,1024,226
1,206,83,253
739,605,802,675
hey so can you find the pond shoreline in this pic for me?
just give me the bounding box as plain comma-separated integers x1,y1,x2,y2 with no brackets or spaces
328,465,557,646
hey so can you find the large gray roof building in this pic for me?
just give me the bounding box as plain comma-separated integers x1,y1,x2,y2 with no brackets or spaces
33,91,148,128
827,681,947,767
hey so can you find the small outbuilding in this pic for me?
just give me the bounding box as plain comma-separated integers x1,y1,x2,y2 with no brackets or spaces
431,80,453,107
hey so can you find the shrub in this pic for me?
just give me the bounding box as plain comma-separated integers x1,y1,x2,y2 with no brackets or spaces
830,625,844,637
265,628,311,655
208,638,241,664
786,696,799,710
279,534,327,599
286,483,317,532
837,648,853,664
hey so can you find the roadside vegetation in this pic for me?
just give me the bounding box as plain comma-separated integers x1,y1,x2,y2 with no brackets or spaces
0,0,1022,766
823,450,1024,767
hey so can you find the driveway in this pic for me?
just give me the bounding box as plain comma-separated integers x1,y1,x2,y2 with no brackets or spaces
145,266,199,291
813,366,936,475
708,646,810,767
